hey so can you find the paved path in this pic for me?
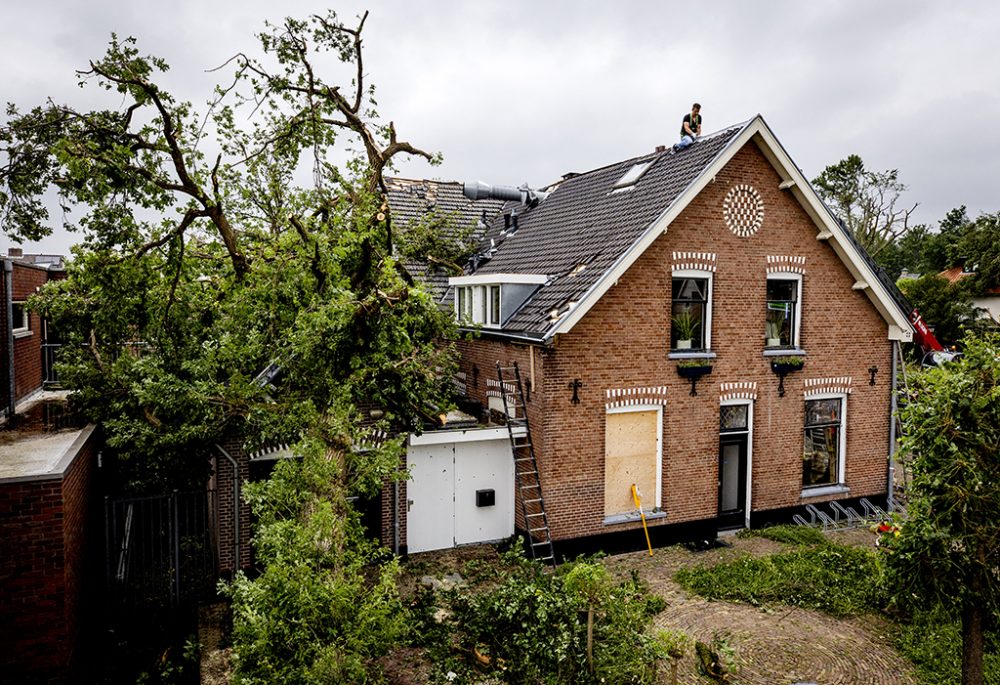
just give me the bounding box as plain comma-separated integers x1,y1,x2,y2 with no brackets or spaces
604,531,917,685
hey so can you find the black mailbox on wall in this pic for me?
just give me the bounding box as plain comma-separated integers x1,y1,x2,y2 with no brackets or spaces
476,489,495,507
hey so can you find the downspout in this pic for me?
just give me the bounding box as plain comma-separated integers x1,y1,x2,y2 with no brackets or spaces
887,340,899,510
4,260,15,420
215,444,241,572
393,479,400,556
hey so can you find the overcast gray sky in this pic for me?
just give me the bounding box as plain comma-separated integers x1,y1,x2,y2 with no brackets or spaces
2,0,998,256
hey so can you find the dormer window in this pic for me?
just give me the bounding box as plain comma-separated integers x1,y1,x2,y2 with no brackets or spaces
450,273,548,329
613,161,653,190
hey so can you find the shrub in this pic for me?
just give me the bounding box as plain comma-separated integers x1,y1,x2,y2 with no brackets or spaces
450,555,667,684
675,543,884,617
744,524,828,546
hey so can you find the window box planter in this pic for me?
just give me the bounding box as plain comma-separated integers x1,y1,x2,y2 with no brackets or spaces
676,361,713,396
770,356,804,397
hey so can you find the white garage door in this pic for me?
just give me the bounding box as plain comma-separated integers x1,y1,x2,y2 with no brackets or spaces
407,428,515,554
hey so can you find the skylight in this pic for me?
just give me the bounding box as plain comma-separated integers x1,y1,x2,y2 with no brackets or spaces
613,161,653,189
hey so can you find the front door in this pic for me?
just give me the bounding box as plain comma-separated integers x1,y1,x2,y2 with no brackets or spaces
718,434,748,530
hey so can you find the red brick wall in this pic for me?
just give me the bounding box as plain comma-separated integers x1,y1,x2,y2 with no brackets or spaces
215,436,253,574
0,427,99,684
0,261,51,406
455,143,892,544
60,430,99,678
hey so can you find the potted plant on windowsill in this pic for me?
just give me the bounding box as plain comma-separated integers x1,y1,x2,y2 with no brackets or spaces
676,359,712,396
672,310,699,350
770,355,804,374
765,319,782,348
770,355,804,398
676,359,713,379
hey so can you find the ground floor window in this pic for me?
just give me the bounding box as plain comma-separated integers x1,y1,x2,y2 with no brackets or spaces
803,397,845,487
604,407,661,516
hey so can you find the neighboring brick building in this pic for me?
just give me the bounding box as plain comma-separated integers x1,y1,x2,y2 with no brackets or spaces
409,116,913,556
1,253,64,413
0,423,101,684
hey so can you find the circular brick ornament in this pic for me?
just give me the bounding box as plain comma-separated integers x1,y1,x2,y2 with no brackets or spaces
723,184,765,237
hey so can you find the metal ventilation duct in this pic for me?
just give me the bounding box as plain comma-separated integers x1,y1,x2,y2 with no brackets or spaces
463,180,548,207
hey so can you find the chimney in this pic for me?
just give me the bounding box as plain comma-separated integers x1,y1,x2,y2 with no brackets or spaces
655,145,666,153
7,248,22,258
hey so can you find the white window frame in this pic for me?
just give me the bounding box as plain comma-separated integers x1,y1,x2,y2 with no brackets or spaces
765,272,802,350
604,404,663,520
12,301,30,337
488,285,501,327
670,268,713,352
720,398,754,528
455,284,505,329
802,392,848,492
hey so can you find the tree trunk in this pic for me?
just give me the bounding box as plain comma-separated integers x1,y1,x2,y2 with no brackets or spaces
586,606,594,675
961,595,985,685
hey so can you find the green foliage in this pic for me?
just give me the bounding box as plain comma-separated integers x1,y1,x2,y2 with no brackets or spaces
653,628,691,660
226,452,406,685
136,635,201,685
677,359,712,369
769,355,804,367
742,524,828,546
675,543,885,617
892,609,1000,685
956,211,1000,293
671,309,699,340
447,554,667,684
695,633,737,683
395,211,480,273
812,154,916,259
898,274,979,349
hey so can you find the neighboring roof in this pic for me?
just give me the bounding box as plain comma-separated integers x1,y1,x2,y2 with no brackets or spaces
386,178,505,301
938,266,1000,295
453,115,914,343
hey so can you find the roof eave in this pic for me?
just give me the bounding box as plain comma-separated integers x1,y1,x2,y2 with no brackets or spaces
545,115,914,343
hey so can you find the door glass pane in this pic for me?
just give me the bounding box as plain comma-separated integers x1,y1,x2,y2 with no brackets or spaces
720,443,740,511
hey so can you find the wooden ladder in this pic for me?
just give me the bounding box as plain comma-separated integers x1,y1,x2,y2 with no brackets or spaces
497,361,556,566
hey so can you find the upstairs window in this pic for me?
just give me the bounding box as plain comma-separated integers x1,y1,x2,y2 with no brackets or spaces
803,397,845,488
765,275,801,349
454,285,502,328
490,286,501,326
671,274,711,351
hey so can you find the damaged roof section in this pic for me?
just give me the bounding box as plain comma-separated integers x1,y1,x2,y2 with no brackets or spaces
386,178,506,302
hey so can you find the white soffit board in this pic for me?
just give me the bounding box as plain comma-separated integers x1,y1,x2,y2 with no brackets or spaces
450,273,548,286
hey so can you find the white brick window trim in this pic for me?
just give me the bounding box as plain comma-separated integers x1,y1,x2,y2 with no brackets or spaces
766,255,807,275
804,376,854,398
605,386,669,411
671,251,717,273
720,381,758,402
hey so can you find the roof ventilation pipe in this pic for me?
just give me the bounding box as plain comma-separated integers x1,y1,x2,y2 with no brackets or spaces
464,181,548,207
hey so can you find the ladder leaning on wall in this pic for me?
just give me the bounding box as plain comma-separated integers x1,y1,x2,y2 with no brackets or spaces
496,361,556,567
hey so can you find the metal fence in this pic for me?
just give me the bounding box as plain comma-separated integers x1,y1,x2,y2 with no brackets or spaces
41,343,60,387
105,490,219,609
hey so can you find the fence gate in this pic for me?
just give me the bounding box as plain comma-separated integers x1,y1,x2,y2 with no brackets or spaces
105,490,219,609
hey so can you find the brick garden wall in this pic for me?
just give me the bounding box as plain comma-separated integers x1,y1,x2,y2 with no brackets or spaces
0,426,100,684
455,142,892,546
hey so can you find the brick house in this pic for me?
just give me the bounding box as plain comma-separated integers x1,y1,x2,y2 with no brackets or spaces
404,115,913,556
1,251,65,413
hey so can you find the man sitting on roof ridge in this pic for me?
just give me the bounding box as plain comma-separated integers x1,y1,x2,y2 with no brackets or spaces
672,102,702,153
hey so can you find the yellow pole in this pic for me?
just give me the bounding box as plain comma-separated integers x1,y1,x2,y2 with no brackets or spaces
631,484,653,556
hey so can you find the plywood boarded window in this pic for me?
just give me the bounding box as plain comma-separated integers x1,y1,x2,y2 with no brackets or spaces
604,408,661,516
